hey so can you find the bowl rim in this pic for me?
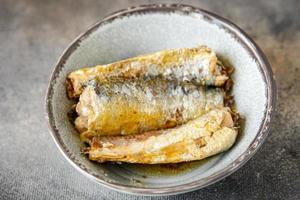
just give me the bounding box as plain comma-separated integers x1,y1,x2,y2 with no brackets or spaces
45,4,277,196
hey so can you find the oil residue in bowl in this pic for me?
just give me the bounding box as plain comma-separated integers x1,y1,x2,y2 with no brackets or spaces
120,158,211,177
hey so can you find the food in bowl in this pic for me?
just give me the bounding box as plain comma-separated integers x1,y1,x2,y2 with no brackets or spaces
66,46,228,98
76,79,225,136
66,45,239,164
84,108,237,164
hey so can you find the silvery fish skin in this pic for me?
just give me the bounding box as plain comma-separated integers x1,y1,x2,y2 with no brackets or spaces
67,46,228,98
85,108,237,164
75,78,224,136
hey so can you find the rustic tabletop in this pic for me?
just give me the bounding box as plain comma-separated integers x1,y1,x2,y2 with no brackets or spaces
0,0,299,199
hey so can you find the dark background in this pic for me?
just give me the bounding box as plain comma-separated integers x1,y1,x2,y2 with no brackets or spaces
0,0,299,199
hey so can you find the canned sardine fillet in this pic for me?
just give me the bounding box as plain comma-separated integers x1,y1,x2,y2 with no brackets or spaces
67,46,229,98
75,77,225,136
83,108,237,164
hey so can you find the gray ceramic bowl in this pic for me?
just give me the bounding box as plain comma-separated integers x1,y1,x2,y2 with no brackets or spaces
45,4,276,196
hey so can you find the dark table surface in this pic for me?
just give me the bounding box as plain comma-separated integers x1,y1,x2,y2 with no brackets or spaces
0,0,299,199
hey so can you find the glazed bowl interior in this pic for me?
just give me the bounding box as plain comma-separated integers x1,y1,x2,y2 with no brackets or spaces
46,5,275,195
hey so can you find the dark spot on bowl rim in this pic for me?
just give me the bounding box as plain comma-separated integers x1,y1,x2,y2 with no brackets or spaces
44,4,277,196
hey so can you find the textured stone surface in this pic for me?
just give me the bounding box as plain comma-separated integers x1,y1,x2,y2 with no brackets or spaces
0,0,299,199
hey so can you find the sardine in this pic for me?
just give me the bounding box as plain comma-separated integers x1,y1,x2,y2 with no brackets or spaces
67,46,228,98
84,108,237,164
75,78,224,136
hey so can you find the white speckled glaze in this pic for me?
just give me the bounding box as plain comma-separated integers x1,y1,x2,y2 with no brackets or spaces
45,4,276,196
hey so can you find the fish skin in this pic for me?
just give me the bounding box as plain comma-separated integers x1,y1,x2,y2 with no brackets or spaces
75,78,224,136
85,108,237,164
67,46,228,98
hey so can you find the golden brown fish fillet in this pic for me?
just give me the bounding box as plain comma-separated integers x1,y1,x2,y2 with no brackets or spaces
67,46,228,98
83,108,237,164
75,78,224,136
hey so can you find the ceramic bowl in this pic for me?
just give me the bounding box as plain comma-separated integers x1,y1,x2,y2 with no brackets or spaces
45,4,276,196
